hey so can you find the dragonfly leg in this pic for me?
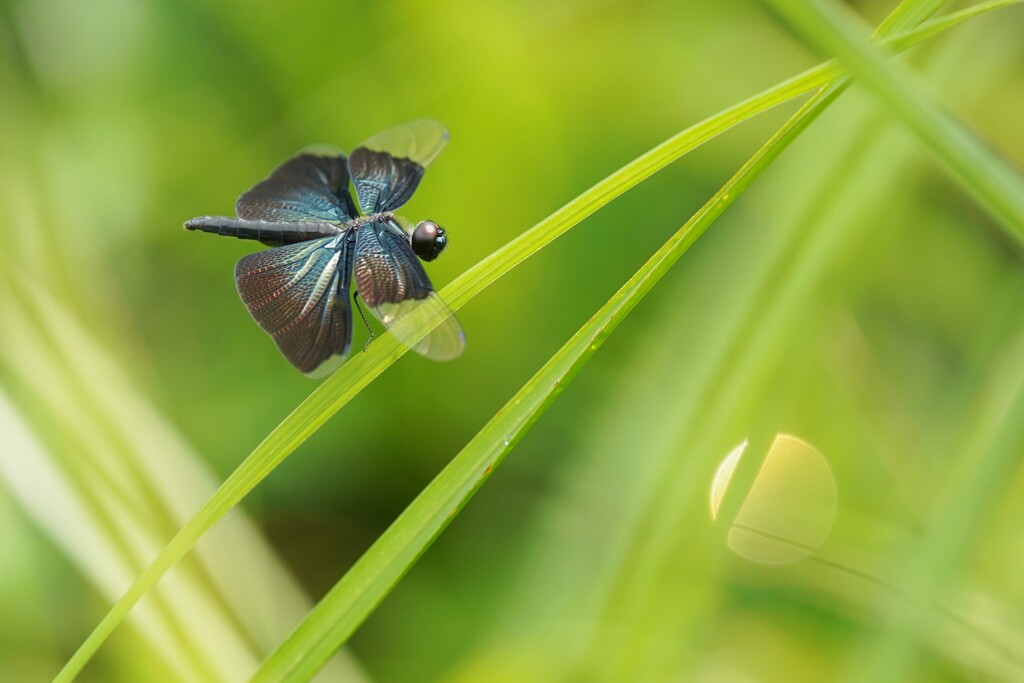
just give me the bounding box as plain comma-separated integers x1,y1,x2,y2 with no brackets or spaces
353,291,375,352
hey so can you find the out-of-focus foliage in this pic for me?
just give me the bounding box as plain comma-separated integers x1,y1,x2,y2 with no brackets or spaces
1,0,1023,681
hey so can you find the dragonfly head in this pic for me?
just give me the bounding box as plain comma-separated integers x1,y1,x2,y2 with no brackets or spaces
411,220,447,262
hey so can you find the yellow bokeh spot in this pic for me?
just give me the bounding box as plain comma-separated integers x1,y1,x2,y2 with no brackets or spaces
710,434,837,565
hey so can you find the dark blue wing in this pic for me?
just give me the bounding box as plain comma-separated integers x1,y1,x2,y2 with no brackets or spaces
349,120,448,214
236,147,358,223
234,236,354,377
353,220,464,360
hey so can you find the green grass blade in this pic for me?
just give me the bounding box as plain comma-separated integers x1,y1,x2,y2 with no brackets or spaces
763,0,1024,247
247,74,866,683
52,5,1017,681
871,0,944,35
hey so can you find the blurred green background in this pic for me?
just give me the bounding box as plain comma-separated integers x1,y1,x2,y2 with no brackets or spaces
2,0,1023,681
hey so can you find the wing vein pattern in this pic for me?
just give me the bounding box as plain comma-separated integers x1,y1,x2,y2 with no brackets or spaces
234,236,355,377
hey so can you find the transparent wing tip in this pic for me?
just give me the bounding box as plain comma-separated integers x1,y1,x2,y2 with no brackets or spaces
373,293,465,362
361,119,449,167
414,315,465,361
300,143,345,158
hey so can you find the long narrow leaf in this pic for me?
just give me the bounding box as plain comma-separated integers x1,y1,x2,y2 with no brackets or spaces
763,0,1024,247
53,5,1018,680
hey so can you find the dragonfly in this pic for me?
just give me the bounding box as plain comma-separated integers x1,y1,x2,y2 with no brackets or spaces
184,119,465,378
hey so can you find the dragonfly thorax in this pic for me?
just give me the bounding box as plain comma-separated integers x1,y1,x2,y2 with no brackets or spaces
345,212,448,263
347,211,396,228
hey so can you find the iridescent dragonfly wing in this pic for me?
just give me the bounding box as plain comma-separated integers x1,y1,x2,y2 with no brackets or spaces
348,119,449,214
236,146,358,222
234,236,355,377
353,219,464,360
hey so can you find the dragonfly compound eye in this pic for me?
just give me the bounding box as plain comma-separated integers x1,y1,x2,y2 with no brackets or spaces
412,220,447,261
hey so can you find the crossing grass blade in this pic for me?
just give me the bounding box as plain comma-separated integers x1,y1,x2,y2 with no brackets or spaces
52,3,1021,680
762,0,1024,247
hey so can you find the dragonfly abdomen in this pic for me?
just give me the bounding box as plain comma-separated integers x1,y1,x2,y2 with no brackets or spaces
184,216,343,246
